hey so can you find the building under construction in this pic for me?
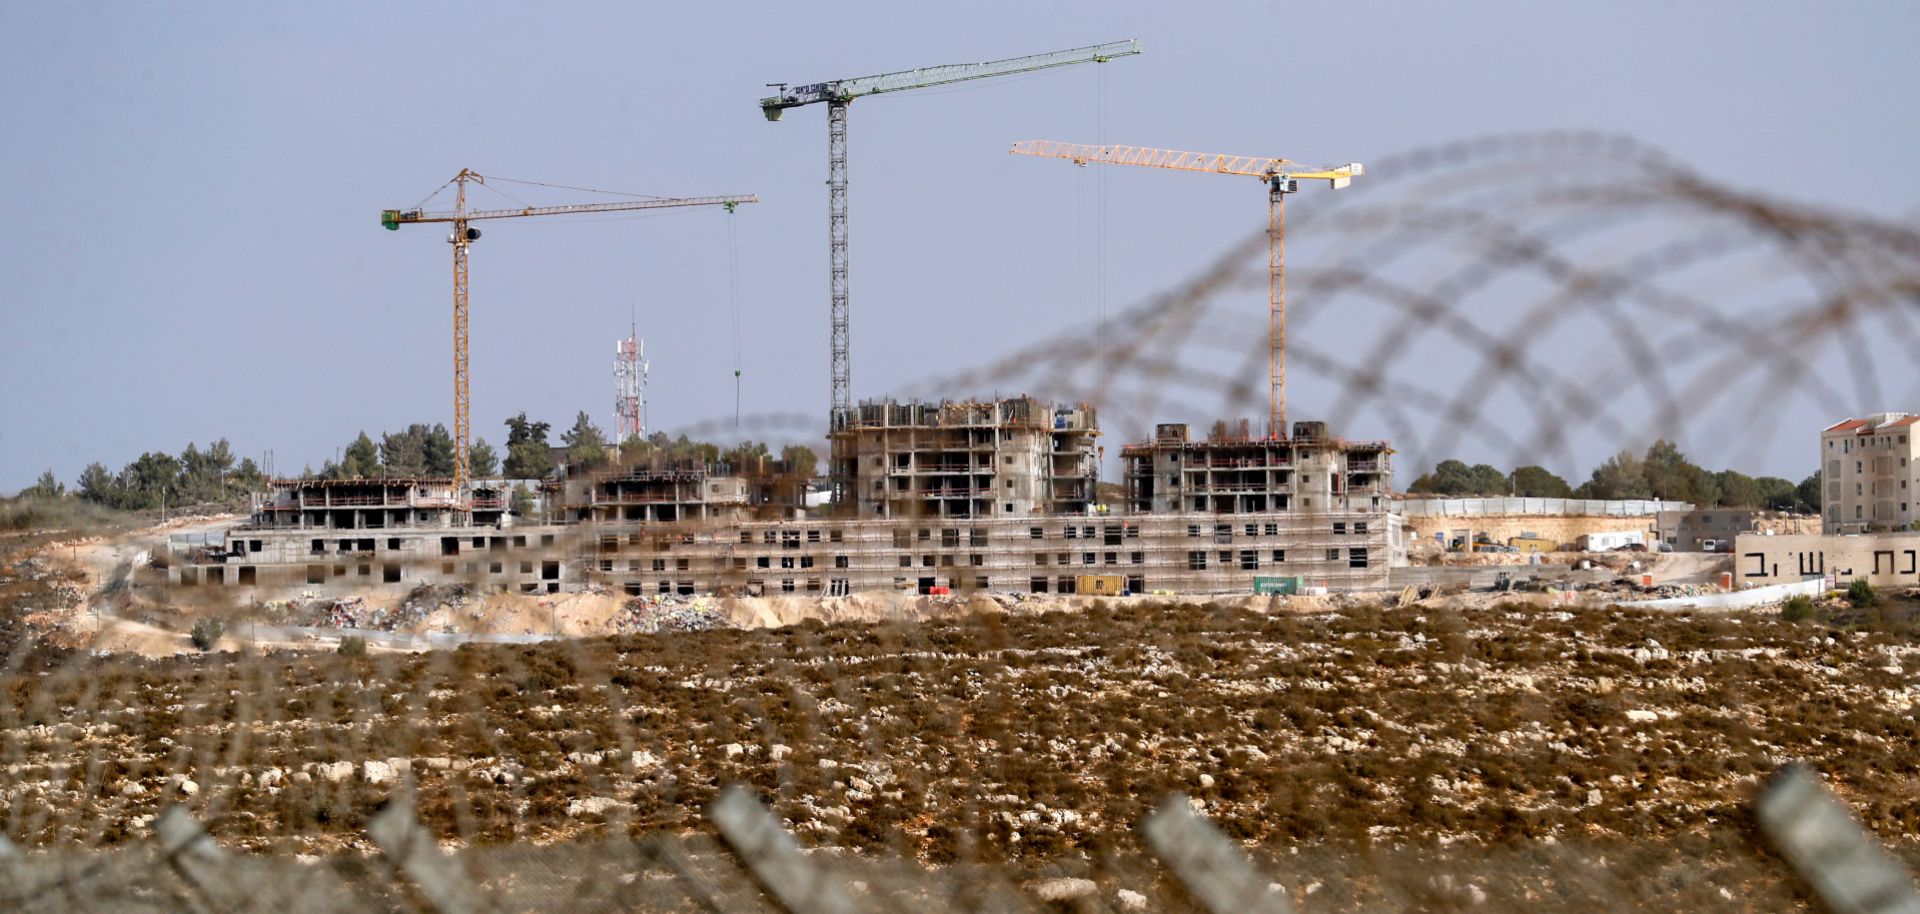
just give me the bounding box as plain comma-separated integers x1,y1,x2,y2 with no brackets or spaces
302,39,1398,601
1122,420,1391,516
830,397,1098,519
171,401,1401,596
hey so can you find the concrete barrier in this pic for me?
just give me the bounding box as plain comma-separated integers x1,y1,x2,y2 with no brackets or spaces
1395,497,1690,517
1635,577,1824,611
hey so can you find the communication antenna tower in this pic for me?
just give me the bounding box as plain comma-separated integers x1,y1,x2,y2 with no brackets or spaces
615,318,648,443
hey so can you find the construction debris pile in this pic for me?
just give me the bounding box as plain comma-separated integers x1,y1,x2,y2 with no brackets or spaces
1627,581,1721,600
268,585,472,631
616,595,732,634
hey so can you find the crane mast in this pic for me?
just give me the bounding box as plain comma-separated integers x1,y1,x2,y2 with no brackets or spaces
760,40,1141,508
382,172,757,500
1009,141,1361,439
453,173,473,490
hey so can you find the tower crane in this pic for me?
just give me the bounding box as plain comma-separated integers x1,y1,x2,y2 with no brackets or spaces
382,169,757,498
1009,142,1361,439
759,39,1141,502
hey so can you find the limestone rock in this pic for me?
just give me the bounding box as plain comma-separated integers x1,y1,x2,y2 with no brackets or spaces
1027,878,1097,902
568,796,622,817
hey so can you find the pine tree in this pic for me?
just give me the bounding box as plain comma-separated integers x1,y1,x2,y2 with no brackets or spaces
341,433,380,478
1796,472,1822,512
468,438,499,477
1509,465,1571,498
1577,450,1651,500
504,441,552,479
380,426,427,476
21,470,64,500
77,463,115,504
561,411,608,466
424,424,458,476
505,413,551,449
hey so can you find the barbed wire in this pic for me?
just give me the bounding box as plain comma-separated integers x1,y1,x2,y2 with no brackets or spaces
4,131,1920,912
896,131,1920,478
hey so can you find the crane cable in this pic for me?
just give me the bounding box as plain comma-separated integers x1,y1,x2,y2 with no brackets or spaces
728,207,743,427
485,175,676,201
409,174,676,212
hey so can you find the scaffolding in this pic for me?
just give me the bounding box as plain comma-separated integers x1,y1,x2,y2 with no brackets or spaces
831,396,1099,519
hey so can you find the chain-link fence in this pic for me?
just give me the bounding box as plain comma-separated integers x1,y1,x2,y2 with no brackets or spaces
5,131,1920,911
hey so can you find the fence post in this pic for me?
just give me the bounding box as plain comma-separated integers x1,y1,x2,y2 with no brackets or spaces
708,785,861,914
155,805,250,914
368,798,495,914
1142,795,1290,914
1755,764,1920,914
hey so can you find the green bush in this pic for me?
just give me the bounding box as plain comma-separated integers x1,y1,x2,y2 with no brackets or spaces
337,636,368,657
1780,595,1815,622
189,618,225,652
1847,579,1876,608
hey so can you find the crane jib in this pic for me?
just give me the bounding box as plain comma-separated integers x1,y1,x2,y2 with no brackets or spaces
381,197,757,227
758,38,1141,113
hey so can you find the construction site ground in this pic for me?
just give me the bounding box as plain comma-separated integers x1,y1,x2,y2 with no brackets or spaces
0,520,1744,658
5,517,1917,913
1,579,1918,911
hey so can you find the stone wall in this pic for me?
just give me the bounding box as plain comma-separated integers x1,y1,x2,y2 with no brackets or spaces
1402,514,1658,551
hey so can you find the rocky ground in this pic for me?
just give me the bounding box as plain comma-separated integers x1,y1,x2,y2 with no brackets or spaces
6,518,1919,911
2,596,1918,885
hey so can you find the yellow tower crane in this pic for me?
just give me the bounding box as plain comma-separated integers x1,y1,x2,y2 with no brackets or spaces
1008,142,1361,439
382,170,757,499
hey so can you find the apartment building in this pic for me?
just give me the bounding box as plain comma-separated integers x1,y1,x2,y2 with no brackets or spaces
1821,413,1920,532
171,404,1409,597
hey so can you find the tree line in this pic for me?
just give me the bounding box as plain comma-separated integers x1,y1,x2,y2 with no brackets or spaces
1407,439,1820,512
9,408,835,517
313,412,822,482
19,440,271,511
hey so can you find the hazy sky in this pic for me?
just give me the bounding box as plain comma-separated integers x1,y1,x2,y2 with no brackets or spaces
3,1,1916,492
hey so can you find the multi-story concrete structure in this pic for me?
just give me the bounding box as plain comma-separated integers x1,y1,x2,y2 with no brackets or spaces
1121,420,1391,515
550,462,752,525
1821,413,1920,532
830,397,1098,519
172,404,1407,597
574,511,1396,597
243,477,508,531
176,502,1397,596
